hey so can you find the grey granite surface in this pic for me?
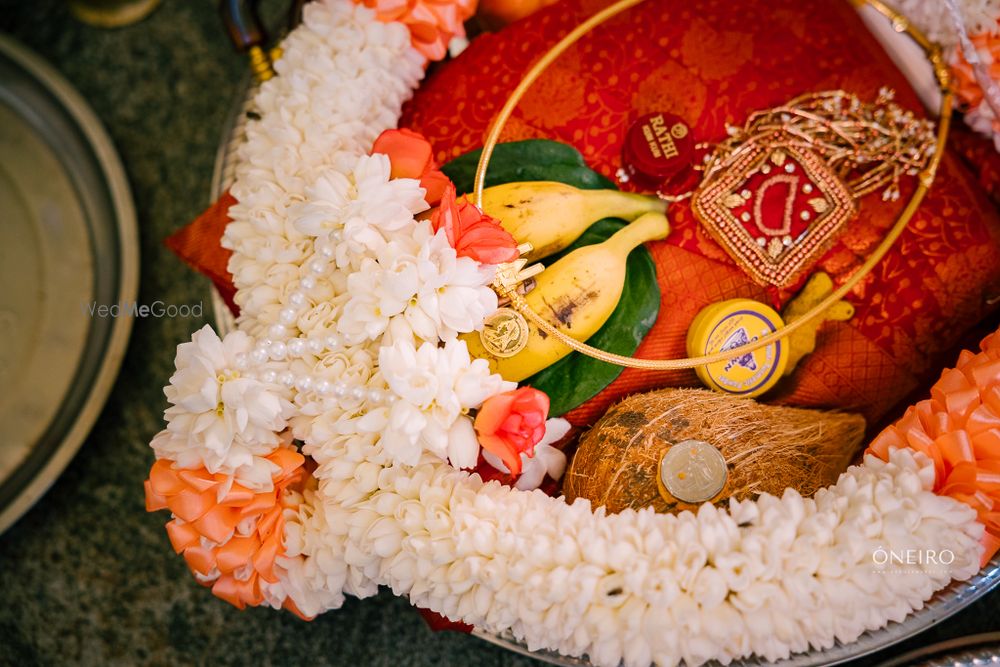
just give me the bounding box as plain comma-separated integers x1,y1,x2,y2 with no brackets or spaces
0,1,997,666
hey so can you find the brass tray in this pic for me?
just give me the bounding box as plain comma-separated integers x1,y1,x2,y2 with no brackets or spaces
207,4,1000,664
0,36,138,533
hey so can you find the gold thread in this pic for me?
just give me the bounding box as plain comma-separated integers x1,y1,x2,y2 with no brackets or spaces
475,0,953,371
472,0,647,209
248,45,276,83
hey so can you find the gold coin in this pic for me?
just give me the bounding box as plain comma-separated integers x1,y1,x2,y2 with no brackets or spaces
480,307,529,358
658,439,727,504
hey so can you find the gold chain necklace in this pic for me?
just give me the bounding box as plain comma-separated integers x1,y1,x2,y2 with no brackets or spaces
472,0,952,372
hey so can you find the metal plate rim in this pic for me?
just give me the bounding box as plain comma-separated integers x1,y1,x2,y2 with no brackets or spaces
0,35,139,534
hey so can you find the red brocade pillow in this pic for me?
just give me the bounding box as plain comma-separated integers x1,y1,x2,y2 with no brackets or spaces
400,0,1000,426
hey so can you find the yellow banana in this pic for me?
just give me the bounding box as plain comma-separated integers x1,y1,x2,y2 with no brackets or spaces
480,181,667,259
464,211,670,381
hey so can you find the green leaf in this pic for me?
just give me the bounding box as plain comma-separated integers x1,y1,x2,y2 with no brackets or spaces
521,219,660,416
441,139,616,194
441,139,659,417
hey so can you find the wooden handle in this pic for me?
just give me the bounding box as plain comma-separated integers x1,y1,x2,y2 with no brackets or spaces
219,0,267,53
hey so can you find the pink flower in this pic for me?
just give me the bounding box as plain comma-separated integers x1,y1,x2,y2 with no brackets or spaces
431,184,519,264
372,128,452,207
474,387,549,476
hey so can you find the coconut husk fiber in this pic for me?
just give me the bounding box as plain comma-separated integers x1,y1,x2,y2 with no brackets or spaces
562,388,866,514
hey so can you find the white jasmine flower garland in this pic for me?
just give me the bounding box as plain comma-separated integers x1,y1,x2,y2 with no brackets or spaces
222,0,425,338
284,444,981,666
147,0,992,665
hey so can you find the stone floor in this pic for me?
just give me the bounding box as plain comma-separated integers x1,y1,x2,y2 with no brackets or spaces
0,1,997,665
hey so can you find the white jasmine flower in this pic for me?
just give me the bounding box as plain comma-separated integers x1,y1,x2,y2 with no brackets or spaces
446,416,480,470
149,429,276,494
417,229,498,339
291,155,426,258
160,326,292,477
892,0,1000,48
338,221,497,345
375,338,514,465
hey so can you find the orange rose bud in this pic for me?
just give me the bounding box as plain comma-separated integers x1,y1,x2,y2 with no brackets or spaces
372,128,451,206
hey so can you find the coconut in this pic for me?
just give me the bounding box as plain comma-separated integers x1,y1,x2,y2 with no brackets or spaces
563,388,866,513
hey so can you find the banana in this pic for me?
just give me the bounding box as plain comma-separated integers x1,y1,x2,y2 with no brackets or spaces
480,181,667,259
464,211,670,382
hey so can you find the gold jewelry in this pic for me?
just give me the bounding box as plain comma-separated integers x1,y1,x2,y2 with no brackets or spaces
691,89,936,288
473,0,952,372
480,308,530,357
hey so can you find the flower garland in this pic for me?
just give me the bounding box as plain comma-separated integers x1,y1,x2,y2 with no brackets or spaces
899,0,1000,149
146,1,1000,665
895,0,1000,48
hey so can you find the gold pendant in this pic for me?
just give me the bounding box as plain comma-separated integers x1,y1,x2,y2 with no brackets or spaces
479,307,530,357
692,143,855,288
689,89,935,289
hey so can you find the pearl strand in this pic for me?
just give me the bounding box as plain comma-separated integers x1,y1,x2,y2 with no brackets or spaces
234,347,391,406
246,332,344,366
233,333,390,406
264,229,342,342
232,228,392,405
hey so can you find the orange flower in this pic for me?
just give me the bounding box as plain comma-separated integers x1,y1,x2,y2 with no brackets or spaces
431,184,519,264
951,30,1000,140
952,31,1000,111
372,128,451,206
145,447,311,618
868,329,1000,566
357,0,477,61
474,387,549,476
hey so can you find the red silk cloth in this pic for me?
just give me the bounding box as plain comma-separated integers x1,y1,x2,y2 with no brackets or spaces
167,191,238,314
170,0,1000,428
869,330,1000,564
399,0,1000,426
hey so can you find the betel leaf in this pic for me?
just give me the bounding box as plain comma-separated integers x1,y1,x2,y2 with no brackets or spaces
521,219,659,416
441,139,660,416
441,139,617,193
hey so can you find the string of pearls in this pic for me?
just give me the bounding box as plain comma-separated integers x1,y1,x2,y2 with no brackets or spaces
231,228,392,406
264,229,343,342
232,337,391,406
